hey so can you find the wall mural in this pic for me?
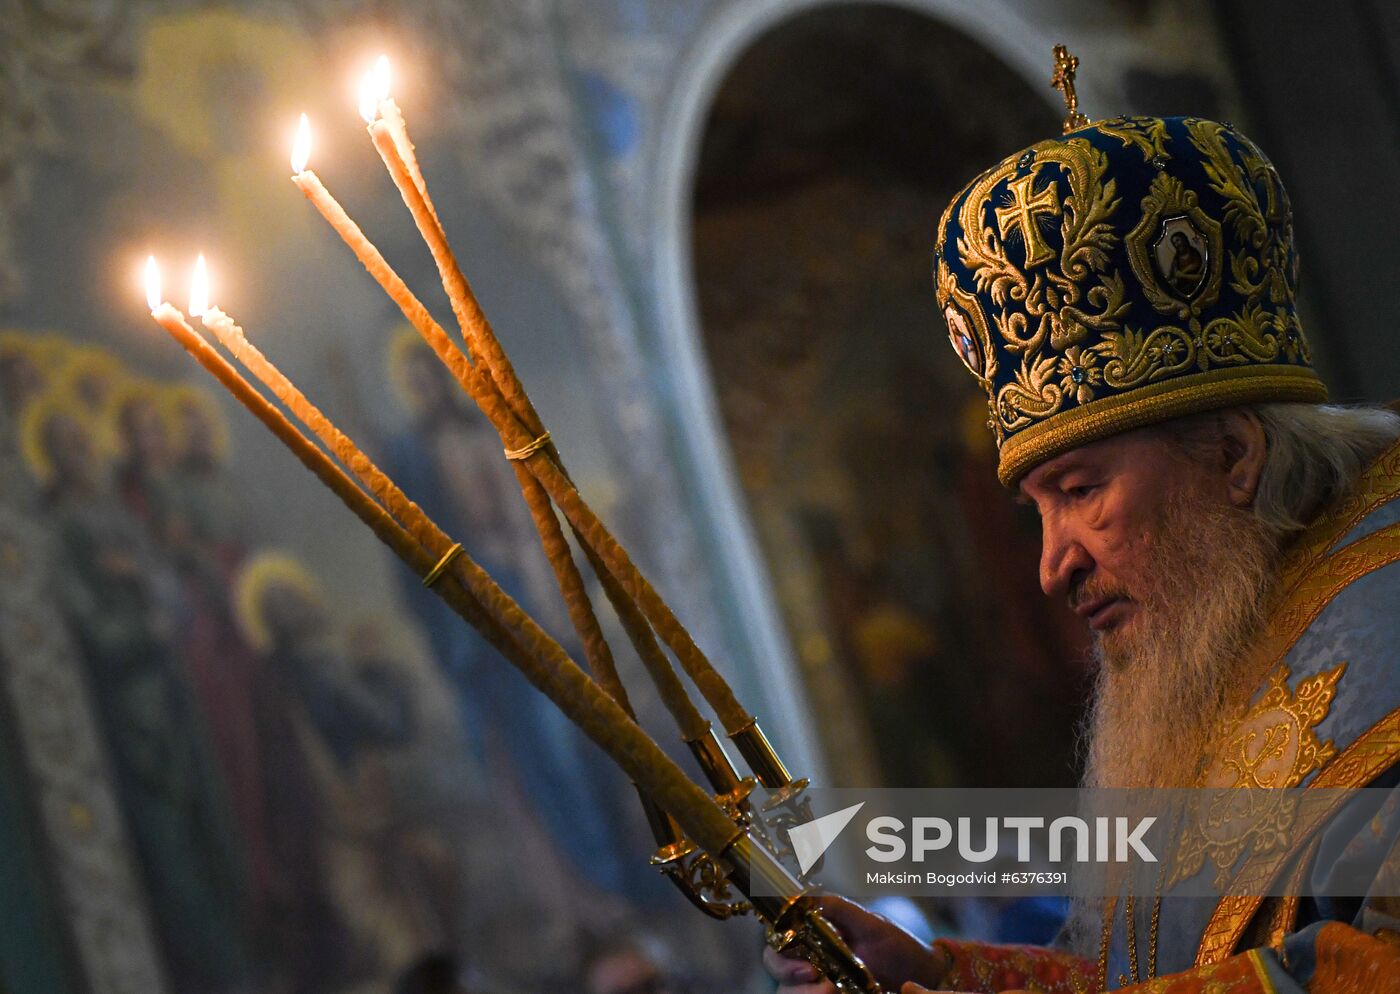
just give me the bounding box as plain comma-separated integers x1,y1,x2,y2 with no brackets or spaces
0,324,696,992
0,3,759,992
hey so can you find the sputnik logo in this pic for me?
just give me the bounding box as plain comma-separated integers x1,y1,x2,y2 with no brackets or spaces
787,802,865,875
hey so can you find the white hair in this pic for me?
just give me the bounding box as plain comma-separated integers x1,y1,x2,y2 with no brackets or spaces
1163,402,1400,542
1250,402,1400,538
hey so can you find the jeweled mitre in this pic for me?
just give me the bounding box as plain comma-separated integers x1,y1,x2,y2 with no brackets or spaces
934,115,1327,485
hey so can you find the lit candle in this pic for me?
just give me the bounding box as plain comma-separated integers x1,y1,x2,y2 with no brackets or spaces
364,100,541,439
142,258,738,855
357,55,391,127
291,112,311,176
289,114,462,387
290,119,667,722
353,61,553,448
363,96,755,735
359,56,436,219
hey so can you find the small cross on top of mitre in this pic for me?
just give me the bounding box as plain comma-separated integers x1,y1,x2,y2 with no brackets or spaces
1050,44,1090,134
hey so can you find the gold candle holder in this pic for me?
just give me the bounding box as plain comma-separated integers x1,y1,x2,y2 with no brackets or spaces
685,723,746,796
730,718,793,788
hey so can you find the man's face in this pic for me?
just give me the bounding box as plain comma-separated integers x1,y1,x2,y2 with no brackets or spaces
1019,429,1193,658
1020,417,1279,788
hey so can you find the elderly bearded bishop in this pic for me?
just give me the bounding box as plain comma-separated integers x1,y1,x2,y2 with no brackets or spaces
769,50,1400,994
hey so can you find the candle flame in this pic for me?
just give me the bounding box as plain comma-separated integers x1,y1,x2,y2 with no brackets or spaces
375,54,392,98
190,254,209,318
358,54,392,124
291,113,311,174
145,256,161,311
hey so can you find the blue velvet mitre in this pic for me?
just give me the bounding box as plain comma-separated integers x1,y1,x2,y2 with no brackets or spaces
934,116,1327,485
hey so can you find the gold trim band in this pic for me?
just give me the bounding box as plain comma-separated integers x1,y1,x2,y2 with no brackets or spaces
504,431,551,461
996,365,1327,486
422,542,464,587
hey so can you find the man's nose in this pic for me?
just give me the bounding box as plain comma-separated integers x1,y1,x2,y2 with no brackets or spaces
1040,520,1094,599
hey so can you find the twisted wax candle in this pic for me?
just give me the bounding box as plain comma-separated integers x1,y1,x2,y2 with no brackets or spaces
289,166,666,722
360,109,710,743
366,125,754,735
149,300,739,855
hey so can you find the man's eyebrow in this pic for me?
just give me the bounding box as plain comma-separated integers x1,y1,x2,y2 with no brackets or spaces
1019,457,1090,502
1029,462,1070,491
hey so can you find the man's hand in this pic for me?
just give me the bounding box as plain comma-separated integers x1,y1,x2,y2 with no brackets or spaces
761,896,950,994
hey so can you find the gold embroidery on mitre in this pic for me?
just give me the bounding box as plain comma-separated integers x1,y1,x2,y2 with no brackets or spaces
996,173,1062,268
952,139,1128,434
1168,663,1344,889
938,116,1326,486
1187,120,1296,312
1095,116,1172,162
1126,173,1225,317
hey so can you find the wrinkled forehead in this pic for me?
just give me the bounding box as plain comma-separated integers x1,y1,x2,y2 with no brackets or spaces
1018,426,1190,499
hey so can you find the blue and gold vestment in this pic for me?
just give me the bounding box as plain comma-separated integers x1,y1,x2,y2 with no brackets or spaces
934,440,1400,992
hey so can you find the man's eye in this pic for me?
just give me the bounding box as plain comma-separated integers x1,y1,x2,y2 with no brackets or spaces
1065,483,1099,500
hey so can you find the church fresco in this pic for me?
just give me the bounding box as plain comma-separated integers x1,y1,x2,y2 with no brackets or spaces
0,328,669,992
0,4,754,992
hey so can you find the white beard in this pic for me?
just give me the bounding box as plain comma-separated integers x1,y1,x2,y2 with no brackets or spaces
1059,485,1280,958
1079,485,1280,791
